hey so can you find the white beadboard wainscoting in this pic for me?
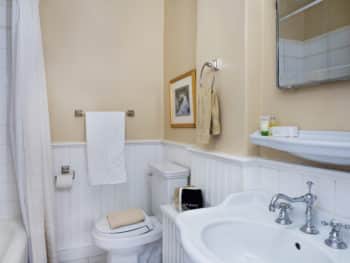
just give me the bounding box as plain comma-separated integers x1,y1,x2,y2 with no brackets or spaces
53,140,350,263
163,141,350,263
52,141,163,263
162,205,185,263
164,141,252,206
164,141,350,218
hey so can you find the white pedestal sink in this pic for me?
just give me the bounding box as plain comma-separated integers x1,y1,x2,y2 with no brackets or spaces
176,191,350,263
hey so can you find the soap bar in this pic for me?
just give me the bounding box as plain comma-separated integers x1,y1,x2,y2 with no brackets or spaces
271,126,299,137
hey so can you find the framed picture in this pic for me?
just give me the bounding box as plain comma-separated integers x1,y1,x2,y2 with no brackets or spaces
169,70,196,128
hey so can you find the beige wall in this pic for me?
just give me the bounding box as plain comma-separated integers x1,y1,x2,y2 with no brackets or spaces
163,0,197,144
260,0,350,169
40,0,164,142
164,0,262,155
262,0,350,132
164,0,250,156
280,0,350,41
304,0,350,40
244,0,263,156
279,0,314,16
164,0,350,168
196,0,247,155
42,0,350,168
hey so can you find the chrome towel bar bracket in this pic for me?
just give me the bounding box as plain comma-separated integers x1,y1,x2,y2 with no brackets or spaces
199,58,223,88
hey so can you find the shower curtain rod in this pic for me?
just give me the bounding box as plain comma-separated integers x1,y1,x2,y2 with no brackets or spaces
279,0,323,22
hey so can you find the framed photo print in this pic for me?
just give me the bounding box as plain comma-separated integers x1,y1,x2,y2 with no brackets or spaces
169,70,196,128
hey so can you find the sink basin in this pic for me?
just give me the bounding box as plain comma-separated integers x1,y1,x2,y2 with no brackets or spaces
202,220,332,263
176,191,350,263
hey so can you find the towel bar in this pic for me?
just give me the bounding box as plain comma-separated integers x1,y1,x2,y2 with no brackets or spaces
74,109,135,117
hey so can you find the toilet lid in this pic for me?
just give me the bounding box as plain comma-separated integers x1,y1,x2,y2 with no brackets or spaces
95,213,154,238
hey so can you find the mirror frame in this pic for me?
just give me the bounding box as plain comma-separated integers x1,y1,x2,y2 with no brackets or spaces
276,0,350,89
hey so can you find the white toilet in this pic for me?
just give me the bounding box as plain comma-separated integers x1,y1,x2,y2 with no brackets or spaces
92,162,189,263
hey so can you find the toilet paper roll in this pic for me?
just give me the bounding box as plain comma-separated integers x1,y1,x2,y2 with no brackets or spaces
55,174,74,190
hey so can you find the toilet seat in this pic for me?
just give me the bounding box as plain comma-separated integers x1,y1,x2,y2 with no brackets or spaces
95,214,154,238
92,216,162,251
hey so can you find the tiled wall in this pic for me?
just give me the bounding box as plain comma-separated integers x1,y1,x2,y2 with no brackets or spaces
0,0,20,220
52,141,163,263
279,25,350,86
279,39,304,86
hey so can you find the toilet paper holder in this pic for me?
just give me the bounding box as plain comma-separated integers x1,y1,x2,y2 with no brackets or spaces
56,165,76,180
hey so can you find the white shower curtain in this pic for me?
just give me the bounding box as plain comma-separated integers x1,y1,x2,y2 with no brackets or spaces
9,0,57,262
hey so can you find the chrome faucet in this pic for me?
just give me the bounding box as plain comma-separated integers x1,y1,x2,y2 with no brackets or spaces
321,219,350,249
269,181,319,235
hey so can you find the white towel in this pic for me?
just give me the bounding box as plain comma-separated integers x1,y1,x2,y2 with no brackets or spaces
86,112,127,185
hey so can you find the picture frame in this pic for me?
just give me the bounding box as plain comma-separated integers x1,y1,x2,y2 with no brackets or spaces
169,70,196,128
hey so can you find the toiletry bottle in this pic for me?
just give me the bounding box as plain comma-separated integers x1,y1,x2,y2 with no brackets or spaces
260,116,270,136
269,116,277,135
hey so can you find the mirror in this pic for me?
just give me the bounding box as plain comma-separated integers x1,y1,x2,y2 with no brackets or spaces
277,0,350,88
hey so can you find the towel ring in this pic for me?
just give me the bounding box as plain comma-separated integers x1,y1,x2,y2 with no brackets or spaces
199,59,222,88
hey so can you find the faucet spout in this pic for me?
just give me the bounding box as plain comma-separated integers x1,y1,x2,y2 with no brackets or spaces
269,193,304,212
269,194,288,212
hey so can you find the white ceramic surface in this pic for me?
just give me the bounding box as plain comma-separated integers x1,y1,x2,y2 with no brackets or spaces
203,220,331,263
92,217,162,263
250,130,350,165
176,191,350,263
0,220,27,263
54,141,350,262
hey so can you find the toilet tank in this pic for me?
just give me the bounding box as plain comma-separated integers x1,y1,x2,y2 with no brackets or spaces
149,162,189,222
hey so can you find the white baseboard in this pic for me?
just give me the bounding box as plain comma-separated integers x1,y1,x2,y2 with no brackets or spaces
58,245,104,262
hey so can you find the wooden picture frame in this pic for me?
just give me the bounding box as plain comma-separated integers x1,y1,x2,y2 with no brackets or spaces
169,70,196,128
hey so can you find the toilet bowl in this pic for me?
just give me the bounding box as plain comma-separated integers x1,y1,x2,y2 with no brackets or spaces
92,216,162,263
92,162,189,263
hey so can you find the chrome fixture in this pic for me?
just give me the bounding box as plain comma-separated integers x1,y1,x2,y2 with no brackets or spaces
321,219,350,249
275,202,292,225
54,165,76,183
60,165,75,179
269,181,319,235
74,109,135,118
199,58,222,88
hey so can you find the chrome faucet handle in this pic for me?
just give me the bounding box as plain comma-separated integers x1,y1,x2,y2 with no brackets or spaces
321,219,350,230
275,202,293,225
321,219,350,249
300,181,319,235
305,181,317,202
306,181,314,194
